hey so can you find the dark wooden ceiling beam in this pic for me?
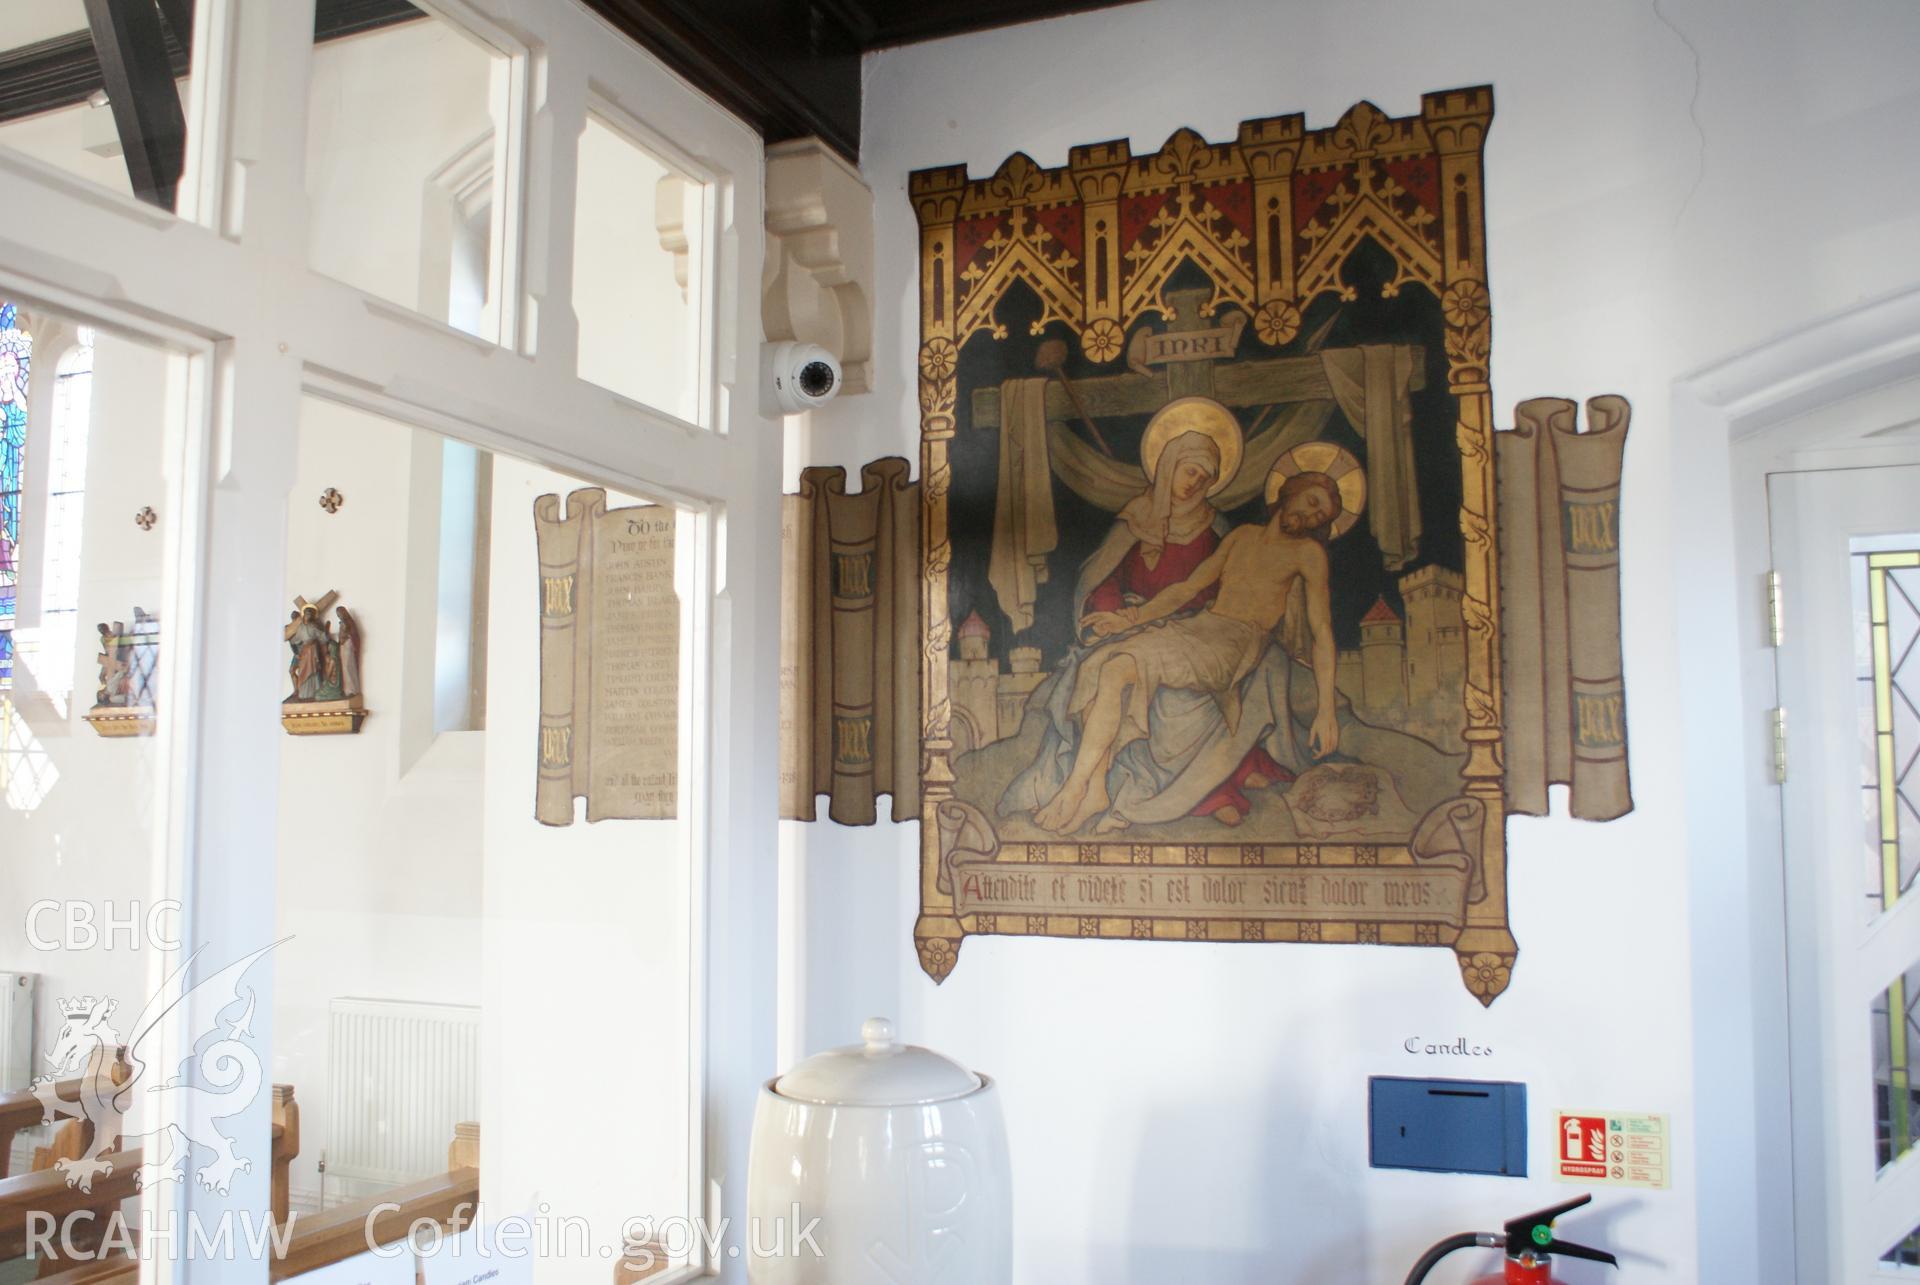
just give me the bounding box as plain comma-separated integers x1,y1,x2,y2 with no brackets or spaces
850,0,1143,49
0,0,1145,171
578,0,1145,162
0,0,423,129
80,0,188,208
150,0,196,47
579,0,863,161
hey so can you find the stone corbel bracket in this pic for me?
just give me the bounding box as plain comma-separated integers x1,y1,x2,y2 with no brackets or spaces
763,138,875,395
655,174,691,300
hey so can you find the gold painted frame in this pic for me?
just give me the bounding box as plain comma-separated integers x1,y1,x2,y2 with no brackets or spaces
910,89,1514,1003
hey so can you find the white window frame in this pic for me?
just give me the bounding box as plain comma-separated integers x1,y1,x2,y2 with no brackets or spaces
0,1,781,1281
573,91,720,430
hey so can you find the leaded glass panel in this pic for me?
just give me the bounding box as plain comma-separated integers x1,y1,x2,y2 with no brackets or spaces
1858,546,1920,1181
1858,549,1920,915
0,301,32,691
1872,965,1920,1170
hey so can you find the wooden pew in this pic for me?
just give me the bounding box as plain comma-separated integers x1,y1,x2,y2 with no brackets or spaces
614,1244,674,1283
10,1119,665,1285
27,1257,137,1285
0,1147,143,1262
0,1116,453,1280
29,1123,87,1176
22,1123,113,1279
0,1078,299,1277
0,1051,137,1274
271,1085,300,1226
22,1153,482,1285
0,1049,129,1181
447,1120,477,1171
0,1108,439,1285
269,1163,478,1281
275,1123,666,1282
269,1120,480,1281
0,1059,299,1202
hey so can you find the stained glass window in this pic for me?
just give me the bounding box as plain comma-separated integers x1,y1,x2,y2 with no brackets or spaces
1860,549,1920,916
1857,546,1920,1175
0,301,32,692
39,334,94,712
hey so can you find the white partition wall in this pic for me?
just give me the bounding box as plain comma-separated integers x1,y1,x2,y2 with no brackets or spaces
0,1,780,1281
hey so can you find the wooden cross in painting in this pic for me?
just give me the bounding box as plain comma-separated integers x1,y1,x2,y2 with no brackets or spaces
971,288,1419,434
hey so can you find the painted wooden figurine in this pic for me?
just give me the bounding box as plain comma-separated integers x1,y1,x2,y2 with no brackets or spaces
83,608,159,737
281,590,367,735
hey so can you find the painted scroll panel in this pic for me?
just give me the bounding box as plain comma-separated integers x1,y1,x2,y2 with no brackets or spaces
779,460,921,825
534,489,680,823
912,91,1518,1002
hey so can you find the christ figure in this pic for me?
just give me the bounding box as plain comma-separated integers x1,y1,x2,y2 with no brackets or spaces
287,606,329,703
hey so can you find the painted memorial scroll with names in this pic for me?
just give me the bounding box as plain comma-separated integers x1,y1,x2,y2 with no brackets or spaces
904,87,1633,1004
533,488,679,824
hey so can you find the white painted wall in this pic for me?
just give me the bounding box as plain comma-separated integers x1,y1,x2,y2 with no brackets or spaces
479,457,693,1276
573,114,703,423
0,3,87,54
304,19,498,323
0,98,141,196
792,2,1920,1283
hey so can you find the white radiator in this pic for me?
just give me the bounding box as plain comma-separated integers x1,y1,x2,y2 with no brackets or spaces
0,974,34,1093
326,998,479,1198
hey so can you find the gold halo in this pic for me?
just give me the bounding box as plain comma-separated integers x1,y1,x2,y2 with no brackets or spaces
1264,441,1367,538
1139,397,1243,498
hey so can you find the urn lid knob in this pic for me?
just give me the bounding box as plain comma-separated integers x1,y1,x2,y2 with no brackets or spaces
773,1016,985,1107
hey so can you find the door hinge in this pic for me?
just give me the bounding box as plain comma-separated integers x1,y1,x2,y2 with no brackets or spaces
1767,570,1785,647
1770,706,1788,783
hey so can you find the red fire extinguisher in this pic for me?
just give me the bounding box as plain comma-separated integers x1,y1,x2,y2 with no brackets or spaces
1402,1194,1618,1285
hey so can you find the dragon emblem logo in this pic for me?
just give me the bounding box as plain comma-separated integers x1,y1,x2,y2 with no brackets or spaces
33,941,282,1195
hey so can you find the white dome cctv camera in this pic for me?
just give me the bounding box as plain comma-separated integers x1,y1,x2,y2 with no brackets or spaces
765,341,842,415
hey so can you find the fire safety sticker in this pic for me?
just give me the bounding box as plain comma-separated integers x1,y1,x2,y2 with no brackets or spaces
1553,1110,1670,1190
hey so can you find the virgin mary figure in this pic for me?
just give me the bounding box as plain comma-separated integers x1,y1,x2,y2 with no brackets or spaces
1075,398,1240,629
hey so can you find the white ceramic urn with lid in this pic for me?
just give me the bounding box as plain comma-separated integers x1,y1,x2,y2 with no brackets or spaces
746,1017,1011,1284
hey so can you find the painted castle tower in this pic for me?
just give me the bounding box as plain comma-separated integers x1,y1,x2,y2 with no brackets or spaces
1335,566,1467,751
950,611,1046,755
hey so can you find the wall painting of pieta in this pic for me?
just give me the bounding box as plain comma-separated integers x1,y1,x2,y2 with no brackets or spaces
911,88,1559,1004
